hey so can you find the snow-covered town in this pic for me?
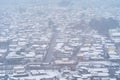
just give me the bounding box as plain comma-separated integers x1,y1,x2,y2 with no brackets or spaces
0,0,120,80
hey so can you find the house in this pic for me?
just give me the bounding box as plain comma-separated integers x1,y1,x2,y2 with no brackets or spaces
109,28,120,43
12,65,28,77
54,58,76,70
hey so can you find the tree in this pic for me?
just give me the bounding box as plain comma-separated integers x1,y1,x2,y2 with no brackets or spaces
89,17,119,35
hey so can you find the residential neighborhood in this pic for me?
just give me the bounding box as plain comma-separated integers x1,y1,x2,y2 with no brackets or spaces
0,0,120,80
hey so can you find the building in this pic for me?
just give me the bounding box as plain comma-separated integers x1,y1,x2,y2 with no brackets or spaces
109,28,120,43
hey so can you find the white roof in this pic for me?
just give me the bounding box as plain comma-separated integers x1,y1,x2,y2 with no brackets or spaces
25,52,36,57
110,78,117,80
82,74,92,78
0,37,8,42
55,43,64,50
6,52,23,59
18,70,59,80
88,68,109,73
80,47,89,52
96,73,109,77
0,49,7,53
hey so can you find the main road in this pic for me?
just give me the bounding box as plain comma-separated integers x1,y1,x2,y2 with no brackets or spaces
43,24,58,63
